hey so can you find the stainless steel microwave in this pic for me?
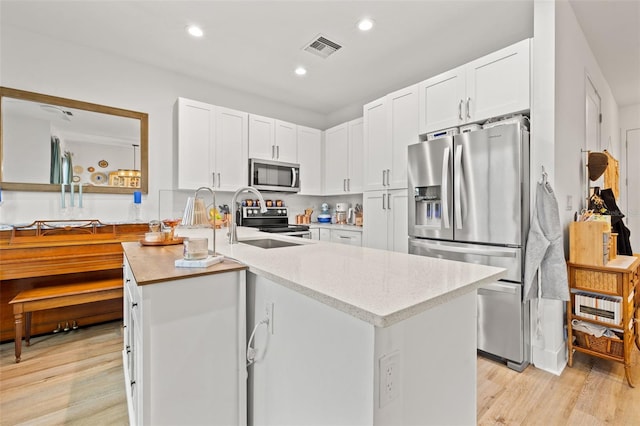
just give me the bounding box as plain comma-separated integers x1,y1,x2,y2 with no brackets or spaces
249,158,300,192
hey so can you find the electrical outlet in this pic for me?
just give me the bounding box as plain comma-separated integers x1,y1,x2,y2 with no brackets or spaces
378,351,400,408
265,302,274,334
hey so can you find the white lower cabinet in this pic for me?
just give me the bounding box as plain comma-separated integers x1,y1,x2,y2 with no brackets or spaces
122,257,247,426
311,227,362,246
362,189,408,253
331,229,362,246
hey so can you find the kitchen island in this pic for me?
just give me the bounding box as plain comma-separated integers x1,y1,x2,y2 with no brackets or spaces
165,226,505,425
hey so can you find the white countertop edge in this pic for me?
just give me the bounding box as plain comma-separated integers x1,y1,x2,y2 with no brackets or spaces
247,263,506,328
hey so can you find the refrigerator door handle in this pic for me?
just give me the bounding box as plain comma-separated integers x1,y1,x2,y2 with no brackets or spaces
410,240,517,258
441,146,450,229
454,144,463,229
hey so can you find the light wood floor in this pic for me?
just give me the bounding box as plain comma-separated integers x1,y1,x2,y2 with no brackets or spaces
1,321,639,425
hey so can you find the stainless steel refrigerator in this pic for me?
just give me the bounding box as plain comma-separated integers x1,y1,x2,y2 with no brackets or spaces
408,118,530,371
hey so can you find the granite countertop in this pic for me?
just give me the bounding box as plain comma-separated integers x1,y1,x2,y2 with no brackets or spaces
172,227,505,328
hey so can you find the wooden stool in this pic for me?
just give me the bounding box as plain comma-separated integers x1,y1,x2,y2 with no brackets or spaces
9,279,123,363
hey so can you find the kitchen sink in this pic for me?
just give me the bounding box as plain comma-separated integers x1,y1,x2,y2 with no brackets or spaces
240,238,304,249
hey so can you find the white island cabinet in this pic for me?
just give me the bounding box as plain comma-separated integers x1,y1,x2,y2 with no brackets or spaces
173,227,506,426
122,243,248,426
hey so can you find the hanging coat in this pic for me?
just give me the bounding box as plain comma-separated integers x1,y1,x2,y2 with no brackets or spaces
524,181,569,301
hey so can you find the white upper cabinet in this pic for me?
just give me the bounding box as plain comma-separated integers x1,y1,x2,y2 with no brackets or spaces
248,114,275,160
177,98,215,190
297,125,323,195
324,122,350,194
418,66,466,135
347,118,363,193
274,120,298,163
419,38,530,134
177,98,247,191
249,114,298,163
363,96,388,191
324,118,362,194
215,106,249,191
363,84,419,191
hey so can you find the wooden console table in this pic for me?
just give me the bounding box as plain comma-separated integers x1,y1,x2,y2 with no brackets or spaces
0,220,147,344
566,255,640,387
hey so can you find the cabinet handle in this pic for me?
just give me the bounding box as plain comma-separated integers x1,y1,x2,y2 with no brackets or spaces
212,172,216,187
276,145,280,159
382,170,386,187
466,97,471,119
271,145,276,159
126,345,131,354
386,169,391,186
458,99,463,120
347,178,351,192
382,194,386,210
343,179,346,192
132,302,138,308
387,194,391,210
126,278,131,283
217,173,221,188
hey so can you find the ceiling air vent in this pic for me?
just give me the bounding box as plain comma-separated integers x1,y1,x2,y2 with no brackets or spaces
303,35,342,59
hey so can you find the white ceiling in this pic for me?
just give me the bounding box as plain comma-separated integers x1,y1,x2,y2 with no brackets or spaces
1,0,638,117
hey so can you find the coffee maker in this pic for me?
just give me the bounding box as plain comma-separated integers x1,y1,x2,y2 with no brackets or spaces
335,202,349,224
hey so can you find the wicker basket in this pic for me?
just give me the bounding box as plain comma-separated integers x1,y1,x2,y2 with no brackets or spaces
573,329,624,357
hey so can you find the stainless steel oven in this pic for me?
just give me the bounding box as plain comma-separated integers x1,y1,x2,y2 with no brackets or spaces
239,206,310,237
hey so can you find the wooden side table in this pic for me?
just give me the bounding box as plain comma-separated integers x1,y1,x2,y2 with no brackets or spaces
566,255,640,387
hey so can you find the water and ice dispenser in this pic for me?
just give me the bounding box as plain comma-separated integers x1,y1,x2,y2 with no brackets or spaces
414,186,442,228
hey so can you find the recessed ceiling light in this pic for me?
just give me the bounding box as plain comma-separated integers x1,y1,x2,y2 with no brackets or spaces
295,67,307,76
187,25,204,37
357,18,374,31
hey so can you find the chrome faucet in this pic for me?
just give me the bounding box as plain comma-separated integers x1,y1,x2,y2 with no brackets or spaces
229,186,267,244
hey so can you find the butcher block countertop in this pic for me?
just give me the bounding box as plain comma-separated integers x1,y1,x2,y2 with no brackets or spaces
121,242,246,285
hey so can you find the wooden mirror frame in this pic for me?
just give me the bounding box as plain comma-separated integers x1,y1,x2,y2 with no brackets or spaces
0,87,148,194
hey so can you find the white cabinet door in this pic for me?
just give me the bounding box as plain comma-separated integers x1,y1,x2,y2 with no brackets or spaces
362,190,388,250
388,85,419,189
363,96,389,191
319,228,331,241
419,39,530,134
248,114,275,160
388,189,408,254
347,118,363,193
214,107,248,191
466,38,530,123
274,120,297,163
309,228,320,240
331,229,362,246
324,122,349,194
297,125,322,195
418,66,466,134
363,189,408,252
177,98,215,189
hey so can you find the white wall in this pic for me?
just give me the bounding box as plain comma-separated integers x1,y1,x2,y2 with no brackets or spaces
618,103,640,213
0,25,328,224
555,0,620,235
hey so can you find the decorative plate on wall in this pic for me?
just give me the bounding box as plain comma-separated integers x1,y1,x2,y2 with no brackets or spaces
90,172,108,185
87,166,95,172
72,175,81,182
73,165,83,174
98,160,109,168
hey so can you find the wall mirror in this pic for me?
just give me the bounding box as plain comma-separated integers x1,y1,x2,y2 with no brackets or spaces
0,87,148,194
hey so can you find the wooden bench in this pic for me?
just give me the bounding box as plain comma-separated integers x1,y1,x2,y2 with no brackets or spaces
9,279,123,363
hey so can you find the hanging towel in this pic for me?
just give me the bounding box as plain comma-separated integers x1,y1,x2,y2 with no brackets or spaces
524,181,569,301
